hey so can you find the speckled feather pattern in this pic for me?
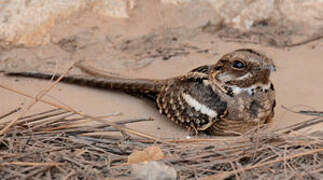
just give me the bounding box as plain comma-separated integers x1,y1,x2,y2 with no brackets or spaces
156,75,227,131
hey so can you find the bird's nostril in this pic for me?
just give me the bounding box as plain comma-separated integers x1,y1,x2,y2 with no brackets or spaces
263,64,276,71
271,65,277,72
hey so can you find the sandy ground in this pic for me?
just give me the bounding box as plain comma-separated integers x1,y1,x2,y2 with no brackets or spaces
1,8,323,139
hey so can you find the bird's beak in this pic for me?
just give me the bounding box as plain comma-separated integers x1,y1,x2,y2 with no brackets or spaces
264,64,276,72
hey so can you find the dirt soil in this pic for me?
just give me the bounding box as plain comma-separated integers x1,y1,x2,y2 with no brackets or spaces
1,4,323,139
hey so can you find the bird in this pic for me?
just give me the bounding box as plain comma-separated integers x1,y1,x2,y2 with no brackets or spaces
4,48,276,136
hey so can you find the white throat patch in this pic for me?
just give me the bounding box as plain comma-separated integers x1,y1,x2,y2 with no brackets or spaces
182,93,218,118
230,83,271,95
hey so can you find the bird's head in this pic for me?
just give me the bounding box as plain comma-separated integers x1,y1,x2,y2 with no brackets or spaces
210,49,276,88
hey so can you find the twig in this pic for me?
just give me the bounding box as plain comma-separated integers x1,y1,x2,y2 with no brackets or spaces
222,38,260,45
166,137,243,143
276,117,323,134
2,168,26,179
25,166,52,179
4,145,85,160
0,107,21,120
0,61,76,136
18,108,64,120
8,110,71,127
298,110,323,117
116,118,154,125
284,35,323,47
75,62,121,78
1,162,65,167
281,105,323,117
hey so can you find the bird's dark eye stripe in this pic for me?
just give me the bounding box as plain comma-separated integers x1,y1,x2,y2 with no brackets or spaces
232,60,245,69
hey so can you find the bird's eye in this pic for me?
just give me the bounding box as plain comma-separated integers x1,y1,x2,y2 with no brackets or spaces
232,60,245,69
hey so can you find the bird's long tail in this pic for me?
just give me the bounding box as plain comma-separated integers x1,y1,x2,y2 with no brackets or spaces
5,71,166,99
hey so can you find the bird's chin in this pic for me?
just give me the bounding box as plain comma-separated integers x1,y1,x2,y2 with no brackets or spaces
216,72,234,83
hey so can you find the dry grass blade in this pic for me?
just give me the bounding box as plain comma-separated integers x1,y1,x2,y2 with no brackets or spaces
75,61,121,78
0,109,71,130
0,61,76,136
284,34,323,47
1,162,64,167
275,117,323,134
298,110,323,117
0,107,21,120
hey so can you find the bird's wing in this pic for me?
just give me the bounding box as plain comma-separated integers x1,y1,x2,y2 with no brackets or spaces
157,74,227,131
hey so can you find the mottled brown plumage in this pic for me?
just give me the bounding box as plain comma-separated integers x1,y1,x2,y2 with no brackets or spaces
5,49,276,136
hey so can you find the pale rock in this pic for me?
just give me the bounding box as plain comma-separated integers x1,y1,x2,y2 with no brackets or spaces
132,161,177,180
0,0,132,47
280,0,323,34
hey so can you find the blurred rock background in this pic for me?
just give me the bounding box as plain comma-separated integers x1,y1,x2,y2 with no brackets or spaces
0,0,322,48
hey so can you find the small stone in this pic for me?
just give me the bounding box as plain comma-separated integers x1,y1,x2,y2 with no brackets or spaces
132,161,177,180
